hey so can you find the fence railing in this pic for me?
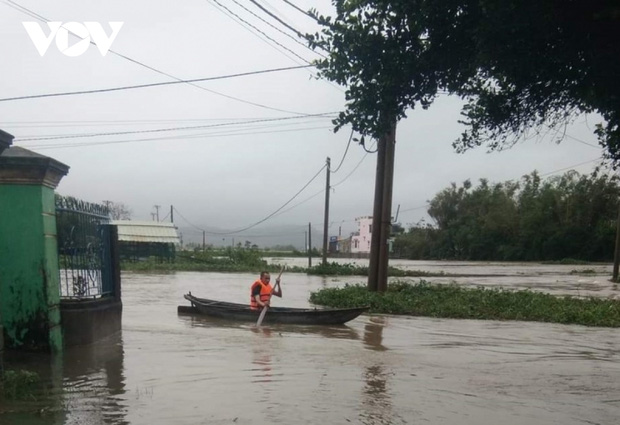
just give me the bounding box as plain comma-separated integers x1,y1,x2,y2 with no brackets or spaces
56,196,112,299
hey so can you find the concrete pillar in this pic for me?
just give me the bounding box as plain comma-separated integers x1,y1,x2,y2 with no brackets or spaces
0,132,69,353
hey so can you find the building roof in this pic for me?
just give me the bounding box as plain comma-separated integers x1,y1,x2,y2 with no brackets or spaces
110,220,180,244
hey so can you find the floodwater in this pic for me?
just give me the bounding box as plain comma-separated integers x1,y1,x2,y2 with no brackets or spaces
1,261,620,425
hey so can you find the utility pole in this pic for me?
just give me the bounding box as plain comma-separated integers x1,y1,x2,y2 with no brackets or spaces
368,119,397,292
170,205,174,223
154,205,161,222
202,231,206,251
377,122,396,293
308,222,312,268
613,203,620,281
322,157,331,266
151,212,157,221
304,231,307,253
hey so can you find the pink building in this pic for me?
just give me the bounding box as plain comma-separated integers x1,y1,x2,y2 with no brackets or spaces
351,216,372,254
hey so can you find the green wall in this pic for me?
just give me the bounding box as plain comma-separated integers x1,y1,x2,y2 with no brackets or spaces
0,184,62,351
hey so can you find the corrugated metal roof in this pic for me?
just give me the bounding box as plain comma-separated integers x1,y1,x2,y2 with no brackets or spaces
110,220,180,244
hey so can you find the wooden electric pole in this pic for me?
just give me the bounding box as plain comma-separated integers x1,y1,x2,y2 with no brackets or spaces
308,222,312,268
322,157,331,266
367,119,397,292
613,203,620,282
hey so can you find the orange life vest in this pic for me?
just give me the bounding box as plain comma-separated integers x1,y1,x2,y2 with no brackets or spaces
250,280,272,310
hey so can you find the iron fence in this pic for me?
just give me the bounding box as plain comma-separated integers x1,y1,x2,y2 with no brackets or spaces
56,196,113,299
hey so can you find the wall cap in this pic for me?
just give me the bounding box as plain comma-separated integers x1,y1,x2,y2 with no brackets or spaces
0,146,70,189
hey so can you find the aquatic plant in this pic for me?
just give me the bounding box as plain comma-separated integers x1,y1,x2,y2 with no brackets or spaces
309,280,620,327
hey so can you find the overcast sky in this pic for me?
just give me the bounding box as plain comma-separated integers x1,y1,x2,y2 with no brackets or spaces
0,0,607,245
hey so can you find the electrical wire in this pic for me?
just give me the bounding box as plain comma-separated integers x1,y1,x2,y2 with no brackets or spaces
206,164,327,235
28,124,334,150
15,113,335,141
235,0,325,58
330,128,354,173
209,0,312,65
173,164,327,236
280,0,318,21
2,0,320,116
249,0,304,39
332,140,376,188
0,65,313,103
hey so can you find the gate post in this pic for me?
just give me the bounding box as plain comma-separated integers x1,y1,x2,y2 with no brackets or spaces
0,131,69,353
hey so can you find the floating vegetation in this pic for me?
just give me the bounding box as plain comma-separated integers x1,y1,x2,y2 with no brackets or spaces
309,280,620,327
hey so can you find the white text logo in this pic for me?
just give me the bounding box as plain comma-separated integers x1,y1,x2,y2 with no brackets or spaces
23,22,124,57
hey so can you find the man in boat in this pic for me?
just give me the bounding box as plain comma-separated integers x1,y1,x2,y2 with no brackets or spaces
250,271,282,310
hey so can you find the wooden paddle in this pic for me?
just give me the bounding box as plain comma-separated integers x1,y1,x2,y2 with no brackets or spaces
256,266,284,326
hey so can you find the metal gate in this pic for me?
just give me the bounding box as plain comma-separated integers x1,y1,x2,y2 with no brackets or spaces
56,196,113,299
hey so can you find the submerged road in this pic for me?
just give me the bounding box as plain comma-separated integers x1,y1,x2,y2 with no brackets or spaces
1,263,619,424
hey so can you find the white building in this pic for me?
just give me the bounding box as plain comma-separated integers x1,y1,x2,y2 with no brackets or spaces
351,216,372,254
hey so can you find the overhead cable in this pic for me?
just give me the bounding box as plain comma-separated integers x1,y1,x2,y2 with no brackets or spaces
194,164,327,235
330,128,354,173
28,124,334,150
280,0,318,21
249,0,304,38
2,0,316,115
235,0,326,58
0,65,313,103
16,113,336,141
209,0,312,64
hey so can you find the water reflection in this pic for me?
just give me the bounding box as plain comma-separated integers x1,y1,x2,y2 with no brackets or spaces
177,312,361,341
363,316,388,352
250,327,274,384
0,332,127,425
360,316,406,425
62,332,127,425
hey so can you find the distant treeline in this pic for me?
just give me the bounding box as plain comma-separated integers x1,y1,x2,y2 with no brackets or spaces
393,170,620,262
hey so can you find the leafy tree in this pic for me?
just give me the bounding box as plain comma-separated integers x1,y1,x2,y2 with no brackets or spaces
101,200,132,220
395,170,620,261
310,1,620,164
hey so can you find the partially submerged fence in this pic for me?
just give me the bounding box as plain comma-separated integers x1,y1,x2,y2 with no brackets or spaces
55,196,114,299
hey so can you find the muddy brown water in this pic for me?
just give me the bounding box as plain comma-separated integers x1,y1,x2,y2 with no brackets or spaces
1,261,619,425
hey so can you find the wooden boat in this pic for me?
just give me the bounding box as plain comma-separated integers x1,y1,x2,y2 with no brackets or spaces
180,293,368,325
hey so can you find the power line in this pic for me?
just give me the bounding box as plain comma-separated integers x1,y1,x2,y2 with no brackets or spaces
538,157,603,177
2,0,321,116
206,0,305,67
16,113,335,141
332,140,376,188
234,0,325,58
28,124,334,150
330,128,354,173
209,0,312,65
172,208,205,232
249,0,304,38
173,164,327,235
210,164,327,235
280,0,318,21
0,65,313,103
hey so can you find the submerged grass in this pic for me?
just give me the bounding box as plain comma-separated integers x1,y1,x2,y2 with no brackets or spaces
309,280,620,327
122,255,447,277
0,369,40,400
